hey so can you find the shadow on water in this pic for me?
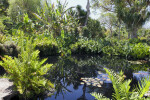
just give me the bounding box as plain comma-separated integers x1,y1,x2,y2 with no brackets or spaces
42,55,150,100
0,66,6,76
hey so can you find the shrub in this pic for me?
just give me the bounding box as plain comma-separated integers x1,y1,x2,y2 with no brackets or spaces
102,39,130,57
0,34,6,43
102,39,150,59
0,37,54,98
70,37,103,54
129,38,141,44
35,37,59,56
129,43,150,59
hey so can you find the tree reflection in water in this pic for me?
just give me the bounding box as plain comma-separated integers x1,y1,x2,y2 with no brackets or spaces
44,55,150,100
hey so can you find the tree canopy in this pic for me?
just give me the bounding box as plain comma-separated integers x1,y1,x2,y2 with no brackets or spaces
92,0,150,38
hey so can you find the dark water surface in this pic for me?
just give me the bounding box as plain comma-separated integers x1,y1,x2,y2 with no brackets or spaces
41,55,150,100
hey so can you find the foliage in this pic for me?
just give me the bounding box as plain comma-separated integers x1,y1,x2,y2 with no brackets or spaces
0,73,10,79
34,35,59,56
0,34,6,43
0,0,9,33
0,0,9,16
0,41,18,57
14,13,36,34
101,38,150,59
83,18,105,38
129,43,150,59
102,38,130,57
70,37,104,54
114,0,150,38
8,0,41,22
76,5,87,26
91,0,150,38
33,1,79,37
91,68,150,100
91,92,109,100
0,37,54,98
99,13,118,37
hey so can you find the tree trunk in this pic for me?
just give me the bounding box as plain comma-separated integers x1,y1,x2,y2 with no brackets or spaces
118,24,121,39
128,29,131,39
84,0,90,26
131,27,138,38
110,28,113,38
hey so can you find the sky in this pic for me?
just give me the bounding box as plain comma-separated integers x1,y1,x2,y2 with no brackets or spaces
50,0,100,19
50,0,150,28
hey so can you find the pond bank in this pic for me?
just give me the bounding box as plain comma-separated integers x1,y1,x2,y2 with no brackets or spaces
0,78,15,100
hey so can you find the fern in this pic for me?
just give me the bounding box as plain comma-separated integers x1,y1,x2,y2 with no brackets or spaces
137,77,150,99
92,68,150,100
0,35,54,98
91,92,109,100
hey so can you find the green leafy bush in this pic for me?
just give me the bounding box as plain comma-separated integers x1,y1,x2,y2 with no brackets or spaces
129,43,150,59
0,37,54,98
0,34,6,43
102,46,115,56
82,18,105,38
101,38,150,59
35,37,59,56
70,37,103,54
102,39,130,57
129,38,141,44
91,68,150,100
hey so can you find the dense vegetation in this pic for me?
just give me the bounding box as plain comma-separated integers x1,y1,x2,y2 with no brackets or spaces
0,0,150,99
0,0,150,59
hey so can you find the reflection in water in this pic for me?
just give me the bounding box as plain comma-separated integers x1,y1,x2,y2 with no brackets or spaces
43,55,150,100
7,55,146,100
0,55,148,100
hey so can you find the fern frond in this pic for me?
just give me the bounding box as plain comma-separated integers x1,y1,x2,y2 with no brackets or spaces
91,92,110,100
137,77,150,99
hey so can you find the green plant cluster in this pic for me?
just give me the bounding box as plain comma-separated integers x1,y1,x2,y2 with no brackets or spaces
34,37,59,56
129,43,150,59
0,37,54,99
102,38,150,59
0,34,6,43
70,37,103,54
91,68,150,100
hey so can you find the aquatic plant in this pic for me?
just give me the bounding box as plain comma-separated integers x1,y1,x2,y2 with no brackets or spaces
0,36,54,98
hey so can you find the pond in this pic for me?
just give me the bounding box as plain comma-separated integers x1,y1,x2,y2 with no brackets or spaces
0,55,149,100
42,55,150,100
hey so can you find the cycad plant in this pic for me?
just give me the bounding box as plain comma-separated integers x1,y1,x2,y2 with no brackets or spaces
0,36,54,99
91,68,150,100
